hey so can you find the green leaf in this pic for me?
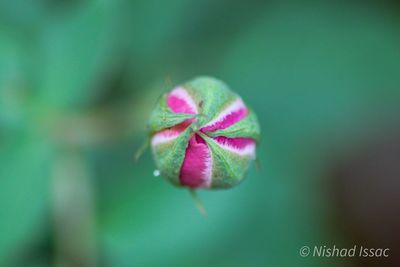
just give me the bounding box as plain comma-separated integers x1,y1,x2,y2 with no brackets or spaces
37,2,117,110
0,133,52,265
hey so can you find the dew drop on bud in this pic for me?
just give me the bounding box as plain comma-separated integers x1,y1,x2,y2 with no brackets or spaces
153,170,160,177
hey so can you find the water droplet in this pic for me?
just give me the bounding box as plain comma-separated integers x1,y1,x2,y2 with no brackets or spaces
153,170,160,177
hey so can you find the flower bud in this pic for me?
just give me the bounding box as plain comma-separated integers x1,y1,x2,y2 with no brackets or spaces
148,77,260,189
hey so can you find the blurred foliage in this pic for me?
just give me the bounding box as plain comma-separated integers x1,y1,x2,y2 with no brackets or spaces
1,0,400,267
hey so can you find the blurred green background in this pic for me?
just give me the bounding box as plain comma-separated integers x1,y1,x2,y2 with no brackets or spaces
1,1,400,266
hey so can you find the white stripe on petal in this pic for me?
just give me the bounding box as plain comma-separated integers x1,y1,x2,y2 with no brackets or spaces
215,140,256,158
200,149,213,187
169,87,198,113
151,131,180,147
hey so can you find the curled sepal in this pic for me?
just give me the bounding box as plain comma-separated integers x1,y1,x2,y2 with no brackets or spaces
147,94,196,134
205,109,261,142
199,133,256,188
183,78,237,127
151,127,192,186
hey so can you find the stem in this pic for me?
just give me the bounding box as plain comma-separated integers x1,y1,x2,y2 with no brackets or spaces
189,189,207,217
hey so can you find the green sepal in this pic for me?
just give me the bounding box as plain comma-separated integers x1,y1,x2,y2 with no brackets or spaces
151,128,192,186
183,77,237,127
205,109,261,142
199,133,254,189
147,94,196,134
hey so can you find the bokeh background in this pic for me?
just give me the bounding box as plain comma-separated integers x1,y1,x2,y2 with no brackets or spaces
1,1,400,266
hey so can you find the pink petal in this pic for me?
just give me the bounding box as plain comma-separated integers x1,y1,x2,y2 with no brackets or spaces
167,87,197,114
201,98,247,132
180,134,212,188
213,136,256,157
